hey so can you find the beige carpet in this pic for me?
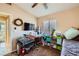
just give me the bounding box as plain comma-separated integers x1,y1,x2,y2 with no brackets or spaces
5,46,60,56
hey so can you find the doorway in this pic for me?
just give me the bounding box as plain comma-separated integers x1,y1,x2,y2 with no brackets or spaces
0,15,10,55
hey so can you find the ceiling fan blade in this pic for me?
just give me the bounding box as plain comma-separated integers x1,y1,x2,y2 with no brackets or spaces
6,3,12,5
32,3,38,8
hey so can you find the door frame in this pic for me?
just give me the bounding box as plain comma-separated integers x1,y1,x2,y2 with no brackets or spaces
0,12,13,51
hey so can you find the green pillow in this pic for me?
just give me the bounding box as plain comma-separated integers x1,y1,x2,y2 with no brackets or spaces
64,28,79,40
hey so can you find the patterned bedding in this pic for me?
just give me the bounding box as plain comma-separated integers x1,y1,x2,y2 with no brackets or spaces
61,39,79,56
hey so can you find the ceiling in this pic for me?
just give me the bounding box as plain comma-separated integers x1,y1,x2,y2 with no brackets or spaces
15,3,79,17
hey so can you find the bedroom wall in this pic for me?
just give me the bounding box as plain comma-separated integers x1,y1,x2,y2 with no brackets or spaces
0,3,37,39
37,6,79,33
0,3,37,51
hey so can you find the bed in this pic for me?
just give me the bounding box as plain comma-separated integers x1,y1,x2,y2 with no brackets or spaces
61,27,79,56
61,39,79,56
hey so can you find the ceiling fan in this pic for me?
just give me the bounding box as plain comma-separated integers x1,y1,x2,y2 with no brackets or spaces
32,3,48,9
6,3,12,5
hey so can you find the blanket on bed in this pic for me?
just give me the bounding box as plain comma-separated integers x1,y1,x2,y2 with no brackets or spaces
61,39,79,56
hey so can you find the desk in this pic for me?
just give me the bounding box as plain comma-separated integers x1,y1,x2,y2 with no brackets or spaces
27,35,42,45
16,35,42,55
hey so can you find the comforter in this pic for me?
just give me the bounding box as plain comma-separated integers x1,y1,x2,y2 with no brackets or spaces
61,39,79,56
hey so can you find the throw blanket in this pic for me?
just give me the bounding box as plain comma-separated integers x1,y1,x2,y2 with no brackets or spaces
61,39,79,56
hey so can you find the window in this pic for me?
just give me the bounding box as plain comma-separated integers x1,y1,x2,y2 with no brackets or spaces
43,20,56,33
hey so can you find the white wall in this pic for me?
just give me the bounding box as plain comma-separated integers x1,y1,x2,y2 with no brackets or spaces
0,3,37,38
0,3,37,52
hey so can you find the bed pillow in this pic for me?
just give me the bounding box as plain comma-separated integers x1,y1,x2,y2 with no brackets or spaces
64,28,79,40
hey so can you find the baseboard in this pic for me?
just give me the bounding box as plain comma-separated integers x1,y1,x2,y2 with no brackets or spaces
4,50,17,56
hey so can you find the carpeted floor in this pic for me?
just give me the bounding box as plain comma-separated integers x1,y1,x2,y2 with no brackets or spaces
5,46,60,56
